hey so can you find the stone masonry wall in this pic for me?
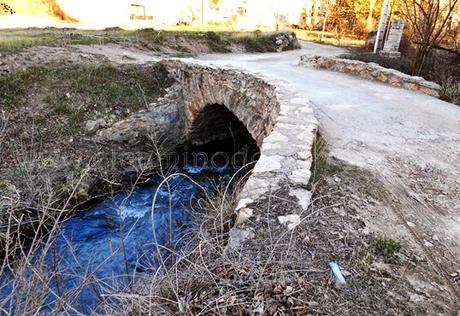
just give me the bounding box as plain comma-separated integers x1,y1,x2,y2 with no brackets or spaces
300,55,441,97
161,60,280,147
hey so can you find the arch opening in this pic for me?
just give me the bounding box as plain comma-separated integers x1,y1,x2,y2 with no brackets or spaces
188,104,256,148
186,104,260,170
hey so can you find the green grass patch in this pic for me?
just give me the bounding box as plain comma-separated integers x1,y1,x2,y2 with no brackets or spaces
205,31,231,53
372,238,402,264
311,132,343,180
0,28,105,53
294,30,364,47
0,62,171,138
0,180,11,191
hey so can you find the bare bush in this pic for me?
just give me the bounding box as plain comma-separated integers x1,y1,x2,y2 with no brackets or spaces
399,0,459,75
440,76,460,105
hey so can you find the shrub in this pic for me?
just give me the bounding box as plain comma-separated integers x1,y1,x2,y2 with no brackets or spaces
205,31,231,53
439,77,460,105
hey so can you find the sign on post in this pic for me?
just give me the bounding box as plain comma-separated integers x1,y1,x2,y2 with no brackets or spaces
382,20,405,56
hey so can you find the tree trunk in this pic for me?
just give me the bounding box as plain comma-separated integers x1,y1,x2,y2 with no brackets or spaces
313,0,319,28
321,11,329,42
412,45,430,76
305,0,313,29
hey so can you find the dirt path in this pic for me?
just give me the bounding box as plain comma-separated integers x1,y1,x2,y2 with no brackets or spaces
195,42,460,298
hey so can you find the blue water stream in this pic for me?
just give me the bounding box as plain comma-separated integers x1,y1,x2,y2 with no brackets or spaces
1,161,235,314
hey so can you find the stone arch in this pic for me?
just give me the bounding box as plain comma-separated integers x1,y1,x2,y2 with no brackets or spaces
161,60,280,147
98,60,318,210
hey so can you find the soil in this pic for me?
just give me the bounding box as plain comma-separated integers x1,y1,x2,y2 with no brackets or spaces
128,163,457,315
236,164,458,315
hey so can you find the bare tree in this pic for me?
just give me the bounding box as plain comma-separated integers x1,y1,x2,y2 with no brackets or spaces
399,0,459,75
328,0,357,44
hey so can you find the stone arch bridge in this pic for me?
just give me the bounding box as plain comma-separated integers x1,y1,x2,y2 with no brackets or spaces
97,59,317,209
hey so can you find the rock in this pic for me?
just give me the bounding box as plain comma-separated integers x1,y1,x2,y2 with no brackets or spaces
278,214,301,230
289,169,311,185
235,207,253,225
424,240,433,248
290,189,312,211
253,155,282,173
226,228,254,252
236,198,254,210
273,31,299,52
370,262,393,275
284,286,294,295
409,293,425,303
85,118,107,135
75,181,90,200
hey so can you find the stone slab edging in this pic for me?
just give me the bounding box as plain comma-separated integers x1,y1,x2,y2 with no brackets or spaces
175,60,319,252
237,80,317,207
300,55,441,97
228,75,318,251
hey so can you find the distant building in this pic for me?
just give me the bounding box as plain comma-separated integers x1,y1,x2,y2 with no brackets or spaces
152,0,305,29
1,0,306,30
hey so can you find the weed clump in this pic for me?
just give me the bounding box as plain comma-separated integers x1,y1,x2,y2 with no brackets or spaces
205,31,231,53
311,132,343,181
372,238,402,264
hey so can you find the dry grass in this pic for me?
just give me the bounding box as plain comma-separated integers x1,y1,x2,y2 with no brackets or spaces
0,135,174,314
440,77,460,105
1,142,456,314
0,28,299,55
294,30,365,47
0,62,176,283
96,173,411,314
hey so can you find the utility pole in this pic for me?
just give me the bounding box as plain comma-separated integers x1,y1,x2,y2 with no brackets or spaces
201,0,204,26
373,0,390,53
